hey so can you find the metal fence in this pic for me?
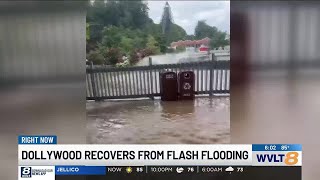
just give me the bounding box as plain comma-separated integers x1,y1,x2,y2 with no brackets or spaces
86,59,230,100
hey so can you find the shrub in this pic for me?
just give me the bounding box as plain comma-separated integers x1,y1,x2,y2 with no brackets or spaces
86,50,105,65
142,48,154,57
129,50,140,65
105,48,121,65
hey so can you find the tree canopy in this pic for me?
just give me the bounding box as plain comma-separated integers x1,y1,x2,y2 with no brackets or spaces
195,20,229,48
86,1,229,65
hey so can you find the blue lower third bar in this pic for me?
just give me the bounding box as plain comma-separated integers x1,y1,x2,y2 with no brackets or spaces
252,144,302,151
55,166,106,175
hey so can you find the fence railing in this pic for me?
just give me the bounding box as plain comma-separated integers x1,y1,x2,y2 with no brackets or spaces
86,59,230,100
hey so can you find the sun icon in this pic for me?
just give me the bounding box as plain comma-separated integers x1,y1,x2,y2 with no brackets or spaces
126,167,133,174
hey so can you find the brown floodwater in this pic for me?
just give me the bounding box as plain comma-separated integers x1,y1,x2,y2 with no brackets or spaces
87,97,230,144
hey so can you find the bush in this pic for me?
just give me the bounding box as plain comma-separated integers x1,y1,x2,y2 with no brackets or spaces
146,35,160,55
105,48,121,65
129,50,140,65
141,48,154,57
86,50,105,65
160,45,167,53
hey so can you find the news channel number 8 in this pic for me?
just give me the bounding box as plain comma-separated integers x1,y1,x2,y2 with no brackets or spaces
284,152,299,165
21,167,32,178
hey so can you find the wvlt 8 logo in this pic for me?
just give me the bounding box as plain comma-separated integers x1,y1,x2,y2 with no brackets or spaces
256,152,299,165
21,167,32,178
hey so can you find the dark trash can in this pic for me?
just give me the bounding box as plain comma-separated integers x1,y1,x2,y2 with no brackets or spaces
160,71,178,101
178,71,195,100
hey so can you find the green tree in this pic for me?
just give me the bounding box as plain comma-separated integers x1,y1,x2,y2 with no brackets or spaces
118,1,149,29
86,50,105,65
87,0,149,29
195,20,229,48
145,23,162,36
129,50,140,64
146,35,160,55
86,0,191,63
105,48,122,65
195,20,218,39
100,26,123,48
119,37,134,53
154,34,167,53
167,24,187,44
210,31,229,49
185,34,195,40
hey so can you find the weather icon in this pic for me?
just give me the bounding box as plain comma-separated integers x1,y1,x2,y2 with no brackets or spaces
225,166,234,174
126,167,133,174
176,167,184,174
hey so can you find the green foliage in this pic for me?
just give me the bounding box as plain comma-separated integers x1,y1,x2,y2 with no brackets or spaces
195,20,217,39
100,26,122,49
86,0,150,59
105,48,121,65
87,0,149,29
86,1,229,66
129,50,140,65
146,35,160,55
185,34,196,40
100,26,150,54
86,50,105,65
119,37,134,53
210,31,229,49
195,20,229,48
86,23,90,40
167,24,187,44
144,23,162,36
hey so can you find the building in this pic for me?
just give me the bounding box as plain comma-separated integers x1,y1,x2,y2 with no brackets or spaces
171,37,211,49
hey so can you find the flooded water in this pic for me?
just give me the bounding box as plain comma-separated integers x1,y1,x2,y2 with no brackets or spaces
87,50,230,144
137,49,212,66
136,49,230,66
87,97,230,144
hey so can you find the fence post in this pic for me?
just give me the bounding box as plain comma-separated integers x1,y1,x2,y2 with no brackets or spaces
209,53,215,96
90,62,98,101
149,57,154,100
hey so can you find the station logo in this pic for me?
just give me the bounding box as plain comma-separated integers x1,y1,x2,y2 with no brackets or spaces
256,152,299,165
20,166,54,178
21,167,32,178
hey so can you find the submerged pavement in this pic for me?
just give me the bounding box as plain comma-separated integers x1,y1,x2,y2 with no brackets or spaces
87,97,230,144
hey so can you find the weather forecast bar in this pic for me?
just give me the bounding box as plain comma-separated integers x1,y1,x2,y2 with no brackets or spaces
54,166,301,180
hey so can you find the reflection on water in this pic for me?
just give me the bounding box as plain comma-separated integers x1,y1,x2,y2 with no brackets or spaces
87,97,230,144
